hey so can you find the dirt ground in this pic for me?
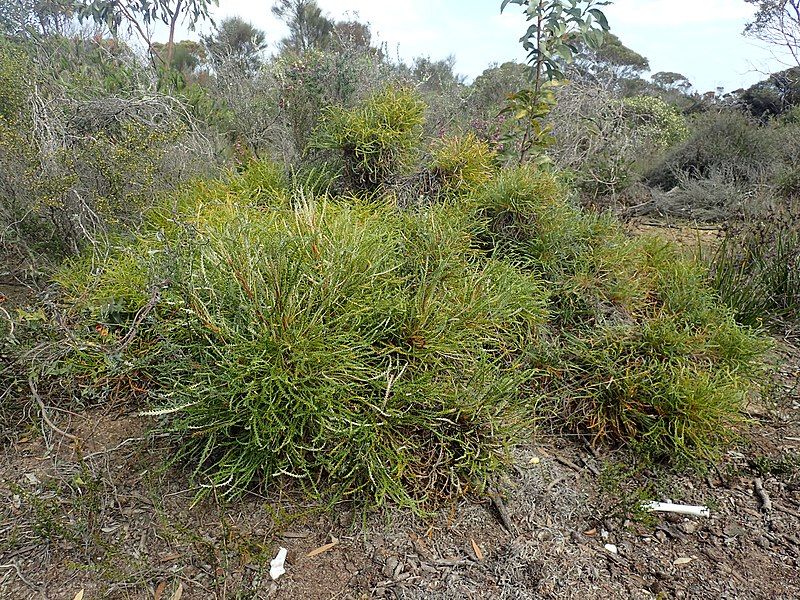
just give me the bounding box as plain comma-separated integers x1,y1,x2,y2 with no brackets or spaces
1,229,799,600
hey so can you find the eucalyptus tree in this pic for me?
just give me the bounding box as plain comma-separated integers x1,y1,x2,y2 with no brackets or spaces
76,0,217,66
744,1,800,119
271,0,334,53
203,16,267,74
572,32,649,83
500,0,612,162
652,71,692,93
745,1,800,67
0,0,75,38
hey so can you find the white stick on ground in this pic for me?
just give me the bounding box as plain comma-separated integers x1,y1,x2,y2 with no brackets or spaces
270,547,288,581
643,501,711,518
754,479,772,512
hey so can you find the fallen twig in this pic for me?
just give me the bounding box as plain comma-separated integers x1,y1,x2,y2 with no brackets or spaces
117,280,168,352
489,490,516,534
0,561,39,591
0,305,13,337
29,377,80,443
554,455,583,474
81,436,149,461
754,478,772,512
775,504,800,519
581,458,600,477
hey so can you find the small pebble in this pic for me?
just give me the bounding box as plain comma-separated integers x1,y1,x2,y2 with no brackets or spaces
723,524,746,538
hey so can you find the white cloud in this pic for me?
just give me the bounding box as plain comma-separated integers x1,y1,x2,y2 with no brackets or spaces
608,0,754,27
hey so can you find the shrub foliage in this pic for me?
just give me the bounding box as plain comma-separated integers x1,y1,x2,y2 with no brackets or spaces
48,159,766,506
311,86,425,193
3,19,773,510
54,169,547,507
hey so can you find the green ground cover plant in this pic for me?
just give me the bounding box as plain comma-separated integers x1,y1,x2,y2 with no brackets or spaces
42,116,767,507
50,164,549,508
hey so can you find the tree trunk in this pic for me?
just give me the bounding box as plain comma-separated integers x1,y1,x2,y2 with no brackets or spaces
166,0,184,66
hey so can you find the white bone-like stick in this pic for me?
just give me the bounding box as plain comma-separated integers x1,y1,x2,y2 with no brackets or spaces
643,501,710,518
270,547,289,581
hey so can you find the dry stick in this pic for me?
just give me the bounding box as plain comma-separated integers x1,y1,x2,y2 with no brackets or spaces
581,457,600,477
117,281,168,352
0,305,14,336
0,561,39,592
775,504,800,519
754,478,773,512
29,377,80,444
554,455,584,475
81,436,149,461
489,490,516,535
546,476,568,494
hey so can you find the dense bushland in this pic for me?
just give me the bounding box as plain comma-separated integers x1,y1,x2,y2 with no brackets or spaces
0,38,216,261
2,0,794,512
638,108,800,326
34,88,765,507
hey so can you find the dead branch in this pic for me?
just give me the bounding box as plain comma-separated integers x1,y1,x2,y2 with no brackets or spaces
754,478,773,512
117,280,169,352
489,490,517,534
29,376,80,444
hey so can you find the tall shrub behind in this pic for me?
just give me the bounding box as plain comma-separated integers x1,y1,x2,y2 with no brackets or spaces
311,86,425,193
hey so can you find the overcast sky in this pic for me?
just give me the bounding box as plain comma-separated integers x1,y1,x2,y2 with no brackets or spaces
184,0,791,92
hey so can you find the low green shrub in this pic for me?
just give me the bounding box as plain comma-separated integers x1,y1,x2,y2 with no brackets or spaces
45,161,767,505
273,47,392,156
553,320,755,459
623,95,689,148
473,166,650,325
472,166,766,460
52,166,547,508
311,86,425,193
780,105,800,125
428,132,497,196
644,110,779,191
0,37,218,259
